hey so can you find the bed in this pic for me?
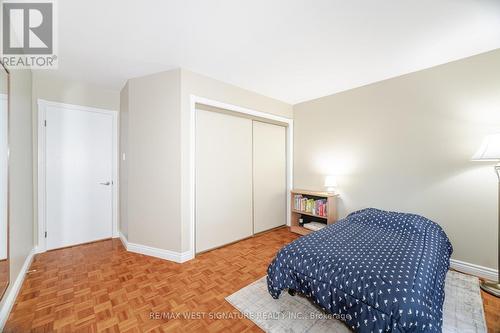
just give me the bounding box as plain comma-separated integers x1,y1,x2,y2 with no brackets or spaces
267,208,453,332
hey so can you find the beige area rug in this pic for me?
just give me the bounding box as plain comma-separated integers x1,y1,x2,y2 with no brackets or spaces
226,270,486,333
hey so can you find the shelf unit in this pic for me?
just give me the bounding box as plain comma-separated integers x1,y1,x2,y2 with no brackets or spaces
290,189,338,235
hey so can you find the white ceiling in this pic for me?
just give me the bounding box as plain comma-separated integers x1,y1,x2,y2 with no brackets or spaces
53,0,500,104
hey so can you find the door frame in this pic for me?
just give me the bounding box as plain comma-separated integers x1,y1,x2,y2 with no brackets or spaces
189,95,293,259
37,99,119,253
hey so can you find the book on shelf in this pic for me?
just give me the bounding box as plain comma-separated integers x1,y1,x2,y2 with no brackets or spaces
293,194,327,217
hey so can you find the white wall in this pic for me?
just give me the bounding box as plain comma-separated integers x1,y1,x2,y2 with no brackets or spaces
121,70,182,250
0,68,34,316
293,49,500,270
32,71,120,110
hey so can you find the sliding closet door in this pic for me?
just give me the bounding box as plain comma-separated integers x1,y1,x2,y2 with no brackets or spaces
253,121,286,233
195,110,253,253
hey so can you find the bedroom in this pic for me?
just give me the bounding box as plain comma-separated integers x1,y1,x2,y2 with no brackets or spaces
0,0,499,332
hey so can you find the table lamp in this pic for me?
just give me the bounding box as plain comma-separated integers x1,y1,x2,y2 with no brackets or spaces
324,176,337,193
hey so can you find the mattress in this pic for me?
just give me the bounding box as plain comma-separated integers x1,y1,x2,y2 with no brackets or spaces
267,208,453,332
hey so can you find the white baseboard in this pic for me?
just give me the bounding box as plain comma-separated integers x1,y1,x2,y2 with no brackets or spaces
0,247,36,331
121,232,497,280
450,259,498,281
119,232,193,263
118,232,128,250
0,242,494,332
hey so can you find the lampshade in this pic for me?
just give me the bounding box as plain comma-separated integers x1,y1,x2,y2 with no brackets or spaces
324,176,337,187
472,133,500,161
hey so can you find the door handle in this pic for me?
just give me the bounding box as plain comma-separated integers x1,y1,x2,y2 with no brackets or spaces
99,181,111,186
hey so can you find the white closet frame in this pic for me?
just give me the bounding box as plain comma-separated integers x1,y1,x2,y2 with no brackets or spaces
188,95,293,259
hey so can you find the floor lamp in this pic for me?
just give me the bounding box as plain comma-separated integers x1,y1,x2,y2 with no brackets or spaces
472,133,500,297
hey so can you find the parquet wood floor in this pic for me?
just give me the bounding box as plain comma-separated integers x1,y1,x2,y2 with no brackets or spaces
5,228,298,333
482,289,500,333
4,228,500,332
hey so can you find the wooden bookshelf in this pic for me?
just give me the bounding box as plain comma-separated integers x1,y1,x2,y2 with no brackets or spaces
290,189,338,235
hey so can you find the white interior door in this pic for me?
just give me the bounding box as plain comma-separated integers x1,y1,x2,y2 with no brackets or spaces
0,96,7,260
253,121,286,233
195,109,253,253
45,105,114,250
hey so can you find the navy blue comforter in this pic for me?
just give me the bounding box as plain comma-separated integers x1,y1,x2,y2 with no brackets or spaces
267,208,452,332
